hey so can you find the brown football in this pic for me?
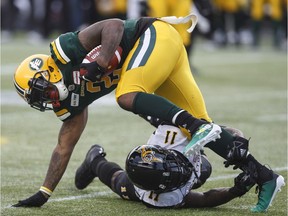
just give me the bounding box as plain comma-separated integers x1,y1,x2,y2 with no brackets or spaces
82,45,123,73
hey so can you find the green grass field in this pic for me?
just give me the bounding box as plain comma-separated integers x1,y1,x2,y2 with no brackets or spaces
1,38,287,216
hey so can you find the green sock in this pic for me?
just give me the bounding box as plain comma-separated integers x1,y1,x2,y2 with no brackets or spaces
133,92,182,122
133,92,207,135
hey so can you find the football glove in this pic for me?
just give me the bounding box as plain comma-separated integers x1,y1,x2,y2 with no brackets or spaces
224,136,249,169
229,171,256,197
80,61,106,82
12,191,49,207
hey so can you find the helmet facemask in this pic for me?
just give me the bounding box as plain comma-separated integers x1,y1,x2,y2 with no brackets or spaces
25,71,62,111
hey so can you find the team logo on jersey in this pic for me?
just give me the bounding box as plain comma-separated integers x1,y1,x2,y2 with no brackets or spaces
138,146,163,163
68,84,75,91
29,58,43,71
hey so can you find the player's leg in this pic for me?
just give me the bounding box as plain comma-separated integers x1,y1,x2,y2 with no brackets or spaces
269,0,283,48
74,145,139,201
205,127,285,212
250,0,264,47
110,171,140,201
154,44,211,122
116,20,221,149
75,144,107,190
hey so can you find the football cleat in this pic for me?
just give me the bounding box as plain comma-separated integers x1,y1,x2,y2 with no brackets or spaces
75,144,106,190
251,173,285,213
183,123,221,158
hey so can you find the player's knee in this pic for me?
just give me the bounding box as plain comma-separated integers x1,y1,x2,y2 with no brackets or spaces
117,92,138,112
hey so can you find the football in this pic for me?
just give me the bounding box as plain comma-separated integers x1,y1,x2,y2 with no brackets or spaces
82,45,123,73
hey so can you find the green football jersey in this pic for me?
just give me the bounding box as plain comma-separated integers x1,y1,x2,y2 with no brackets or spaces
49,17,156,121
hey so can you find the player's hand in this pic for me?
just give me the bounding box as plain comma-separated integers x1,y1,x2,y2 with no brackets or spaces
12,191,49,207
80,61,106,82
229,172,255,197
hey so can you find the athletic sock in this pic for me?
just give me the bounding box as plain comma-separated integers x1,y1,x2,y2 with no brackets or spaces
133,92,182,120
133,92,206,135
91,158,122,189
205,127,235,158
243,155,273,184
173,110,207,135
205,126,273,184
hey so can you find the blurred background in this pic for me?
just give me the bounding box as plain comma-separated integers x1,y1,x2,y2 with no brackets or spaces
1,0,287,52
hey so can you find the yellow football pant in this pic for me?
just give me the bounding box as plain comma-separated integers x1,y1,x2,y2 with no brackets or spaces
147,0,192,46
251,0,283,20
115,20,211,122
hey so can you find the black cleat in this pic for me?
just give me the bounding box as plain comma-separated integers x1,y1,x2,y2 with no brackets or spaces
75,144,106,190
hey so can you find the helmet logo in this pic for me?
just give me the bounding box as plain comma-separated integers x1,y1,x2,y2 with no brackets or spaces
138,146,163,163
29,58,43,71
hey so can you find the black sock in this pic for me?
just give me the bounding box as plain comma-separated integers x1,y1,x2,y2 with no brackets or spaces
206,127,274,184
205,127,235,158
91,159,122,189
174,110,207,135
243,155,273,184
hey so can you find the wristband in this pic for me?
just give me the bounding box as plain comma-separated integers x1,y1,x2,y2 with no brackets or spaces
40,186,53,197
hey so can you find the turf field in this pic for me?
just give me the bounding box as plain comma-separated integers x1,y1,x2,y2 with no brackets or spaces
1,37,287,216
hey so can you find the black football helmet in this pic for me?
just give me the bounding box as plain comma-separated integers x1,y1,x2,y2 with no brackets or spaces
125,145,194,193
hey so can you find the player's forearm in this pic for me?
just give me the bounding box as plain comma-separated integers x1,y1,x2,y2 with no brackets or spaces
79,19,124,68
41,110,88,193
98,20,124,67
42,145,74,192
184,188,237,208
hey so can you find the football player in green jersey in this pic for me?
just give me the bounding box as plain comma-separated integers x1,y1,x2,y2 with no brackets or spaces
13,14,284,212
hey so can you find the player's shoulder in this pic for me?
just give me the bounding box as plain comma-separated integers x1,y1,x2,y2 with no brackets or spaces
50,31,87,68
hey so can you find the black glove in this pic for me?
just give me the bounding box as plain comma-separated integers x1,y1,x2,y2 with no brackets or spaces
229,172,256,197
80,61,106,82
12,191,49,207
224,136,249,169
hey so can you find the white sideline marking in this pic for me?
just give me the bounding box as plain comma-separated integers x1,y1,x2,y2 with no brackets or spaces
4,166,287,209
49,191,113,202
